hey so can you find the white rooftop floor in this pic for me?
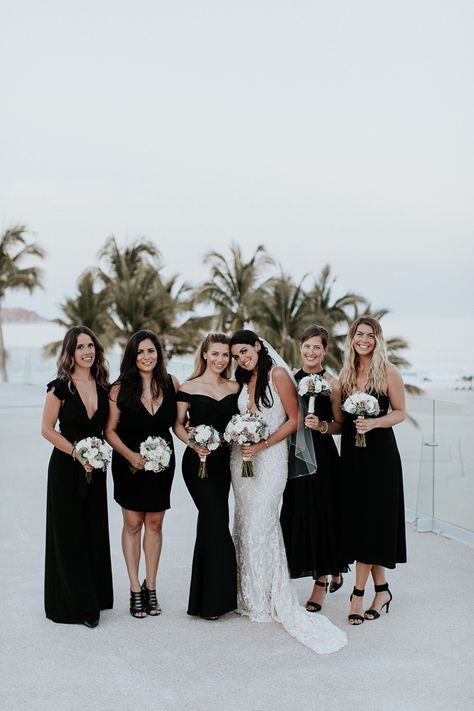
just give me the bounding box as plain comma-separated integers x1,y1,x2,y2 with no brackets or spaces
1,384,473,711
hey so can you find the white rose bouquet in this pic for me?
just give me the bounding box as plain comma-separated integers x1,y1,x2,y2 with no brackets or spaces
75,437,112,483
298,374,332,414
188,424,222,478
224,411,270,477
131,435,172,473
342,392,381,447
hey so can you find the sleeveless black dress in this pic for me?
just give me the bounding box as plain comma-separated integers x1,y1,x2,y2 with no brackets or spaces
176,391,238,618
339,391,407,568
112,376,176,512
45,378,113,624
280,369,346,579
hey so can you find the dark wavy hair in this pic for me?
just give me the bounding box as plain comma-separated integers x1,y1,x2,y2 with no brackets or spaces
57,326,109,390
230,329,274,410
115,330,168,410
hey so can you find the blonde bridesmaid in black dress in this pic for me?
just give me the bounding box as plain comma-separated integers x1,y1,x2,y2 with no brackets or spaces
105,330,178,619
41,326,113,628
174,333,239,620
339,317,407,626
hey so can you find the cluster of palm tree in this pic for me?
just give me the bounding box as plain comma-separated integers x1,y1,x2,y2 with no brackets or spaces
0,228,416,390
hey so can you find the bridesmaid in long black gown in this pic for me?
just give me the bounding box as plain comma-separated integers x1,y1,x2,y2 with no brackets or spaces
41,326,113,627
281,324,346,613
174,333,239,619
105,330,178,618
339,317,407,625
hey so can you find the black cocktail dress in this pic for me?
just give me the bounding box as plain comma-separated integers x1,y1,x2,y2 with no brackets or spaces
112,376,176,512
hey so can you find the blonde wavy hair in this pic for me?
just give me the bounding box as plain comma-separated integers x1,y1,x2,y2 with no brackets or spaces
340,317,388,395
187,333,232,381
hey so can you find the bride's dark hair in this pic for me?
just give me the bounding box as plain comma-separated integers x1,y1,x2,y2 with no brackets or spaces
230,329,274,410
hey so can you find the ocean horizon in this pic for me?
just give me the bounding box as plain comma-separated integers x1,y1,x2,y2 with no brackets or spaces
2,316,474,391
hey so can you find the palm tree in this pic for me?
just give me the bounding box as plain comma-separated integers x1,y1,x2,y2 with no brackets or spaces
303,265,367,371
253,270,311,367
0,226,45,381
196,243,273,331
99,236,191,351
43,268,114,357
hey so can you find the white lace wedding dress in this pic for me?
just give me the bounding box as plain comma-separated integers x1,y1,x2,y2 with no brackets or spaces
230,371,347,654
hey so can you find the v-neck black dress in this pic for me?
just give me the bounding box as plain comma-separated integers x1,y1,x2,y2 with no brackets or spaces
112,376,176,512
45,377,113,624
177,391,238,618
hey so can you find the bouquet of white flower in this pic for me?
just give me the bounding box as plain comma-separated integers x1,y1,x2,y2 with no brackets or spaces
75,437,112,483
188,424,222,478
132,436,172,473
224,411,270,477
298,374,332,414
342,392,381,447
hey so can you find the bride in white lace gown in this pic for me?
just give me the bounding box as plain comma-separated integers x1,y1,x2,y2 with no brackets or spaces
229,331,347,654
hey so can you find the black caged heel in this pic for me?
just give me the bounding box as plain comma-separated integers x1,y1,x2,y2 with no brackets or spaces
348,586,365,625
364,582,392,620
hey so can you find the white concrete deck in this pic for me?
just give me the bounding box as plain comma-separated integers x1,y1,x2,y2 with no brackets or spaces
1,384,473,711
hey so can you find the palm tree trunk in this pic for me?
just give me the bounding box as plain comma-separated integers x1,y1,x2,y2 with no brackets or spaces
0,301,8,382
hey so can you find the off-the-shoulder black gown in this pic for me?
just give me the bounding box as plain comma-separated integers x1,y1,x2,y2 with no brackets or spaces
176,391,238,618
45,378,113,624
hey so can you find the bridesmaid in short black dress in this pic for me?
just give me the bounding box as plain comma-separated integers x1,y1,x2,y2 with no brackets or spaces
174,333,239,619
339,317,407,625
106,330,178,618
281,325,346,614
41,327,113,627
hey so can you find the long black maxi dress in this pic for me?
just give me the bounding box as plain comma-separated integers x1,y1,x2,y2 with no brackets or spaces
45,378,113,624
339,391,407,568
280,369,346,579
176,391,238,618
111,376,176,512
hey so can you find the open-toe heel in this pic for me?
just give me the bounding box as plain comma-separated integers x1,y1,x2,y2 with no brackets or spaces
348,586,365,625
130,589,146,618
142,579,162,616
365,583,392,620
306,580,329,613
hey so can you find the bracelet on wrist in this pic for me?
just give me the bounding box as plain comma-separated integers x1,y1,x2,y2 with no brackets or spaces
71,446,76,460
264,439,269,448
319,421,329,434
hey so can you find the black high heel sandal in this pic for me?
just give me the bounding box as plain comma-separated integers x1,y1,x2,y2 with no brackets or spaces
364,582,392,620
329,573,344,594
142,579,162,616
130,589,146,618
348,586,365,625
306,580,329,613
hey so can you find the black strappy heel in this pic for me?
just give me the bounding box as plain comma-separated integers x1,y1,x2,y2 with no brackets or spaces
348,586,365,625
142,579,162,616
329,573,344,593
365,582,392,620
306,580,329,613
130,589,146,618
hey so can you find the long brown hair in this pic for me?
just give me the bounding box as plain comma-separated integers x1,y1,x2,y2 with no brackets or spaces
115,330,168,411
187,333,232,380
230,329,274,410
57,326,109,389
339,317,388,395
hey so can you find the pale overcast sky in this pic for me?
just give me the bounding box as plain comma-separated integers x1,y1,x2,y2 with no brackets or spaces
1,0,473,319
